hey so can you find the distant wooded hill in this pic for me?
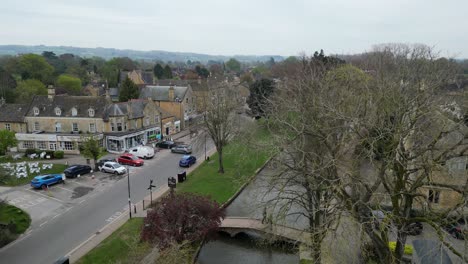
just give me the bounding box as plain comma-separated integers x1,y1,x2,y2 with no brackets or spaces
0,45,284,63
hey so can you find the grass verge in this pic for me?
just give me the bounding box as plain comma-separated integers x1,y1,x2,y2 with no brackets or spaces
0,203,31,247
76,218,150,264
0,163,68,186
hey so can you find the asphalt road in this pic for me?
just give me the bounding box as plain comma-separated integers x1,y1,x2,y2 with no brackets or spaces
0,134,215,264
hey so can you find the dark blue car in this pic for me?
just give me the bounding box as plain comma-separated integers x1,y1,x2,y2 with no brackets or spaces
31,174,64,189
179,155,196,167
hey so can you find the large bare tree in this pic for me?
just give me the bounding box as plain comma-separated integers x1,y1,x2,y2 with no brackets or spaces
201,82,239,173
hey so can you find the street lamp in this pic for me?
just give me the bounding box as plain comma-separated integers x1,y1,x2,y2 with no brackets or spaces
127,165,132,219
147,179,156,206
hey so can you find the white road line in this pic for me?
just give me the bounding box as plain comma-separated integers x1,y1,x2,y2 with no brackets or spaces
51,213,62,220
39,221,48,227
78,199,86,204
56,186,74,192
24,189,64,203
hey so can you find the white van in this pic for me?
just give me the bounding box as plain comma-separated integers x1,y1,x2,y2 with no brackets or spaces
128,146,155,159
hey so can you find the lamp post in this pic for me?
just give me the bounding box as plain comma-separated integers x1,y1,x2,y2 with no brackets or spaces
147,179,156,206
204,113,207,161
127,165,132,219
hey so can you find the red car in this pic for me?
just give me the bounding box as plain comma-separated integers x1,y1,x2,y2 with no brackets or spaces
117,153,144,166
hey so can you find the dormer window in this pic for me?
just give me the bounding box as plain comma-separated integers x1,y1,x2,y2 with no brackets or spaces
33,107,39,116
88,108,95,117
55,107,61,116
71,107,77,117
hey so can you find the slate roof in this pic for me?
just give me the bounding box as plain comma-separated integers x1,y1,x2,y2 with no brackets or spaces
103,100,147,120
0,103,29,122
154,79,189,87
27,95,109,118
139,85,189,102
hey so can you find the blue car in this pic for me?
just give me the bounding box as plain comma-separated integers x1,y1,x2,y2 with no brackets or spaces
30,174,64,189
179,155,196,167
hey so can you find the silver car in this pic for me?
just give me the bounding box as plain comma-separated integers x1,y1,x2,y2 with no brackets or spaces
101,162,127,175
171,144,192,154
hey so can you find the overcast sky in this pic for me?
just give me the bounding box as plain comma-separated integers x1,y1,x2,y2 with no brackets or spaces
1,0,467,57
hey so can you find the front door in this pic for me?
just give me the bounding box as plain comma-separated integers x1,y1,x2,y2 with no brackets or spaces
166,127,169,135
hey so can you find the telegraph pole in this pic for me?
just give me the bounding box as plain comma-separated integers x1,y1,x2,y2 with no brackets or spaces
127,166,132,219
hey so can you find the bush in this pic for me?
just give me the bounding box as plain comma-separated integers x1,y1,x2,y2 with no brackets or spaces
54,151,64,159
24,149,37,156
45,150,54,158
389,242,413,255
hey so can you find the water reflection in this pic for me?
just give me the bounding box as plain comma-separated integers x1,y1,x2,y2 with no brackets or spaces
197,232,299,264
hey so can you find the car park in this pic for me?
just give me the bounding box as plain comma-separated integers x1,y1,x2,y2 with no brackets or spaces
156,140,176,149
30,174,64,189
64,164,92,178
128,146,155,159
101,162,127,175
171,144,192,154
179,155,196,167
117,153,144,166
97,158,116,171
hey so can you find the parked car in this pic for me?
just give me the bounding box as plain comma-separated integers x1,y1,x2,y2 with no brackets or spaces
156,140,176,149
403,222,423,236
64,164,92,178
101,162,127,175
31,174,64,189
171,144,192,154
117,153,144,166
97,158,116,171
128,146,155,159
445,223,467,240
179,155,196,167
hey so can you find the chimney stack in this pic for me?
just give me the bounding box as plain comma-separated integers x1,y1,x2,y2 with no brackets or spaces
168,86,175,101
47,85,55,100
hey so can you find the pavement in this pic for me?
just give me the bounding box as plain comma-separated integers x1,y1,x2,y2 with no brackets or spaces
0,129,216,264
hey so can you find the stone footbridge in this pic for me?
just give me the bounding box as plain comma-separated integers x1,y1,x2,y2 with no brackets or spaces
220,217,311,245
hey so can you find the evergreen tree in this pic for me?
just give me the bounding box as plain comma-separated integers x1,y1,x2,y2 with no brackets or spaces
163,65,173,79
153,63,164,79
119,77,139,102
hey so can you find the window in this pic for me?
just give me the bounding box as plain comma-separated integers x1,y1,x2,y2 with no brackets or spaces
428,190,440,204
33,107,39,116
34,122,40,131
72,123,79,132
37,141,47,150
145,117,150,126
49,142,57,150
23,141,34,149
186,98,188,103
111,123,115,132
117,122,122,131
55,107,61,116
55,122,62,132
5,123,10,131
88,108,95,117
64,141,74,150
71,107,77,116
155,116,160,124
89,123,96,133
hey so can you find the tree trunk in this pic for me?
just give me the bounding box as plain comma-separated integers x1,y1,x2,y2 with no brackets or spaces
217,146,224,174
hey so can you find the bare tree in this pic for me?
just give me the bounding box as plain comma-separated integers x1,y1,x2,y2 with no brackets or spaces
201,82,239,173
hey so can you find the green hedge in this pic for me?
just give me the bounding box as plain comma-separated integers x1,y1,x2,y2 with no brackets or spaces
54,151,64,159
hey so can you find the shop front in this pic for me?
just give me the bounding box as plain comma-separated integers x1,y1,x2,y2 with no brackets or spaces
105,126,159,154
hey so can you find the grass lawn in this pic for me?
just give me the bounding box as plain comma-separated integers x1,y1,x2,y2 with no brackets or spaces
0,163,68,186
76,218,150,264
0,203,31,234
0,203,31,247
177,125,271,204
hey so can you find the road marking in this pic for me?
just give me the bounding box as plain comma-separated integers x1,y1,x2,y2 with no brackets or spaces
51,213,62,220
78,199,86,204
56,186,74,192
106,211,123,223
39,221,48,227
24,188,64,203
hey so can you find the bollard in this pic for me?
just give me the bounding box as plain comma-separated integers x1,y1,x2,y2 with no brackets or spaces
142,200,145,210
134,204,136,214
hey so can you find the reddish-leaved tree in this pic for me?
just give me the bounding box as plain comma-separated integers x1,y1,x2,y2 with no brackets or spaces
141,193,225,249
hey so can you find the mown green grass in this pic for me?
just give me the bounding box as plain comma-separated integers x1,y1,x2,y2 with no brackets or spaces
0,163,68,186
76,218,150,264
0,203,31,234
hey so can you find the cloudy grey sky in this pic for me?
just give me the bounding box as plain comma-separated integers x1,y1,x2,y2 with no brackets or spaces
1,0,467,57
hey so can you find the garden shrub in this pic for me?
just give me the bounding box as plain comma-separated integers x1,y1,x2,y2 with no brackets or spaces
54,151,64,159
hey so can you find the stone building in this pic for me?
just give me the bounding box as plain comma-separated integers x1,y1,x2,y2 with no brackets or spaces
0,98,29,133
